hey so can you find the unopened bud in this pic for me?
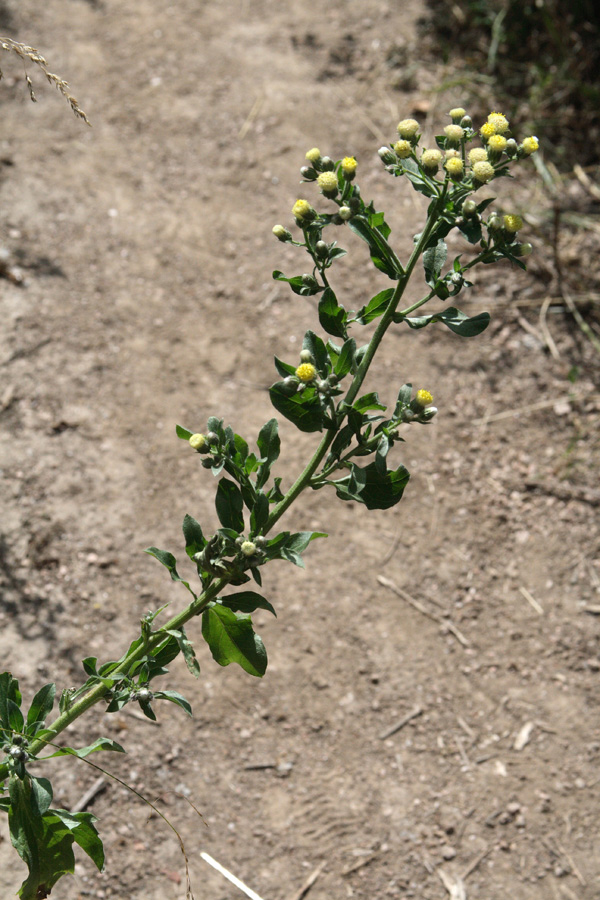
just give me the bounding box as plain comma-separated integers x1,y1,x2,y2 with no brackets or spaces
299,349,313,363
315,240,329,259
189,433,208,452
513,242,533,257
462,199,478,218
240,541,257,557
301,274,319,289
320,156,335,171
378,146,396,165
272,224,292,242
338,206,352,221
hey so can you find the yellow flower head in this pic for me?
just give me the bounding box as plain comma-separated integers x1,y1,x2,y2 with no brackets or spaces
394,140,412,159
449,107,466,120
317,171,339,196
503,214,523,233
480,122,496,141
397,118,420,141
488,134,507,153
421,148,442,172
305,147,321,163
445,157,464,179
444,124,464,144
415,389,434,407
472,161,495,183
240,541,257,557
292,199,316,222
487,111,509,134
341,156,357,177
521,135,539,156
445,148,460,159
296,362,317,383
469,147,488,164
189,433,207,451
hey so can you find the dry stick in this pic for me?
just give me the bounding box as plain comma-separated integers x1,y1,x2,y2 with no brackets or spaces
379,706,422,741
472,395,575,425
70,775,106,813
377,575,470,647
538,295,561,360
238,94,264,140
200,852,266,900
519,586,544,615
289,862,326,900
553,205,600,355
342,853,380,877
556,841,586,887
461,846,491,881
437,868,466,900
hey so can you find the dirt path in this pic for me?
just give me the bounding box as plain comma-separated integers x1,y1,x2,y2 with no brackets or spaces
1,2,599,898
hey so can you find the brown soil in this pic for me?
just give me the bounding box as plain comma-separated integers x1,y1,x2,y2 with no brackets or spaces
1,2,599,899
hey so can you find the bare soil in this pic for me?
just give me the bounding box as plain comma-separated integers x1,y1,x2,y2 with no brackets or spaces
1,2,599,899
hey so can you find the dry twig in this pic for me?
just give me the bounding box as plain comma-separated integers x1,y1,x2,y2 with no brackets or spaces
377,575,469,647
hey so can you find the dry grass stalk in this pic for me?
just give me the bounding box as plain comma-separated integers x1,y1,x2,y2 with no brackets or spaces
0,35,90,126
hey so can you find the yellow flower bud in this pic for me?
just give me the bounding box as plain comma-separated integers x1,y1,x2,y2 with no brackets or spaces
341,156,357,178
479,122,495,141
305,147,321,163
487,134,507,153
444,124,464,145
445,157,464,179
487,111,509,134
292,199,316,222
503,214,523,233
397,118,420,141
468,147,488,164
394,140,412,159
415,389,433,407
421,148,442,173
240,541,257,557
449,107,466,120
472,161,495,183
295,363,317,383
189,433,207,451
317,171,339,197
521,136,539,156
272,224,292,242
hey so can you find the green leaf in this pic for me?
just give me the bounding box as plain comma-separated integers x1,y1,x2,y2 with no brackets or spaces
30,776,53,817
318,286,347,339
250,491,270,533
164,628,201,678
153,689,192,716
348,216,401,279
220,590,276,617
176,424,194,440
182,513,206,559
52,809,104,872
273,356,297,378
398,306,491,337
423,238,448,287
354,392,387,413
457,217,482,244
25,684,55,735
143,547,196,596
9,804,75,899
8,698,24,736
269,383,324,433
81,657,98,677
202,605,267,676
215,478,245,532
272,269,321,296
256,418,280,489
279,531,327,567
334,338,356,379
333,461,410,510
354,288,395,325
0,672,22,736
45,737,125,760
302,330,329,375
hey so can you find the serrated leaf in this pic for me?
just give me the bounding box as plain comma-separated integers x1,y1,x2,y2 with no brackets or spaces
202,605,267,677
176,424,194,440
318,286,347,339
220,590,276,617
215,478,245,532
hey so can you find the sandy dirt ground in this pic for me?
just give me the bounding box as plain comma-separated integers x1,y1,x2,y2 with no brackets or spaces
1,1,599,898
